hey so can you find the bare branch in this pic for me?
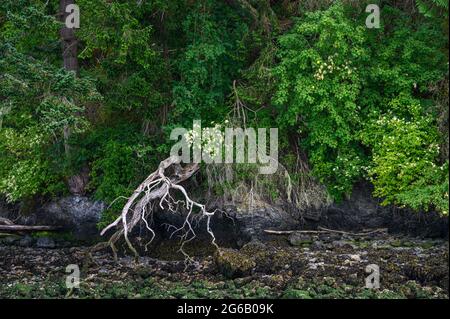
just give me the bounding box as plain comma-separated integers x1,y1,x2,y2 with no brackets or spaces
98,155,218,261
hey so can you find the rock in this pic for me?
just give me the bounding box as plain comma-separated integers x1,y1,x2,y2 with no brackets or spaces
136,266,153,279
288,232,314,247
311,240,325,250
0,204,9,217
1,179,448,247
58,241,71,248
348,254,361,262
43,196,104,240
18,235,34,247
14,196,105,241
332,240,353,249
36,237,56,248
67,168,90,195
0,195,104,242
218,205,299,242
151,185,448,246
233,276,253,288
152,204,300,247
242,239,267,251
312,182,449,239
0,234,20,245
308,261,325,270
323,276,336,286
215,248,256,279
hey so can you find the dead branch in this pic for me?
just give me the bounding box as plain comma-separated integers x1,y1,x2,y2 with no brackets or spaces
98,155,218,261
264,227,388,236
0,217,14,225
317,226,388,236
0,225,62,231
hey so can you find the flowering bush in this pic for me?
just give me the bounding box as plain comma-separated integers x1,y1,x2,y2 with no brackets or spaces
273,3,448,208
184,121,225,160
273,3,369,199
362,97,449,214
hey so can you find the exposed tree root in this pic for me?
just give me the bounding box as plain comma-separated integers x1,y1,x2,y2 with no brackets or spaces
95,155,218,261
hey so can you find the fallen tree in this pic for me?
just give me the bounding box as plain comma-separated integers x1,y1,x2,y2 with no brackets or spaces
0,217,62,232
0,217,14,226
264,227,388,236
0,225,62,231
98,155,218,260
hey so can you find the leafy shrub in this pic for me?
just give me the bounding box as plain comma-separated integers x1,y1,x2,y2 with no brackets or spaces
67,124,158,228
362,96,449,214
273,3,448,207
273,3,369,199
0,44,98,201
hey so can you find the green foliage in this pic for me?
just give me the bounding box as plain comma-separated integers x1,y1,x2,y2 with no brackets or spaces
2,274,444,299
75,0,166,122
0,0,60,62
416,0,449,18
361,95,449,214
0,43,99,201
0,127,55,201
273,2,448,205
273,3,369,199
0,0,448,218
170,0,247,127
69,125,158,228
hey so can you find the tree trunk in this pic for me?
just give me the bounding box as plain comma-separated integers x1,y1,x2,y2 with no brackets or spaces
59,0,79,158
60,0,79,76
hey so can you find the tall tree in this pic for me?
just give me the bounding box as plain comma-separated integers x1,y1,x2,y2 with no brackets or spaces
59,0,79,159
60,0,79,75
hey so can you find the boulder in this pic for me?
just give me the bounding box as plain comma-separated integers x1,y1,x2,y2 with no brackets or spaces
223,205,300,242
307,183,449,239
215,248,256,278
288,232,314,247
36,237,56,248
39,196,104,240
18,235,34,247
0,196,105,241
154,203,301,246
0,234,20,245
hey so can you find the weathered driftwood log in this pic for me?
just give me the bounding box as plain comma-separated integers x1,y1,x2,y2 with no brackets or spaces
0,225,62,231
0,217,14,226
0,217,62,232
264,227,388,236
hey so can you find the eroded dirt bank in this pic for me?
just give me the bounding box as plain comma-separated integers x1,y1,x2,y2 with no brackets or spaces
0,231,448,299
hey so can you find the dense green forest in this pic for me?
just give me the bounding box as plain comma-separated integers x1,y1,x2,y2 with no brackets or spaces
0,0,448,227
0,0,449,301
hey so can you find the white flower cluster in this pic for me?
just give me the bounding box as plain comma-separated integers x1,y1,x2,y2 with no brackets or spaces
184,121,201,147
332,155,360,177
184,121,225,158
314,54,356,81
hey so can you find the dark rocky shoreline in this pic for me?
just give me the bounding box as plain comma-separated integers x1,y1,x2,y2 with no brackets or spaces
1,230,448,299
1,186,448,299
